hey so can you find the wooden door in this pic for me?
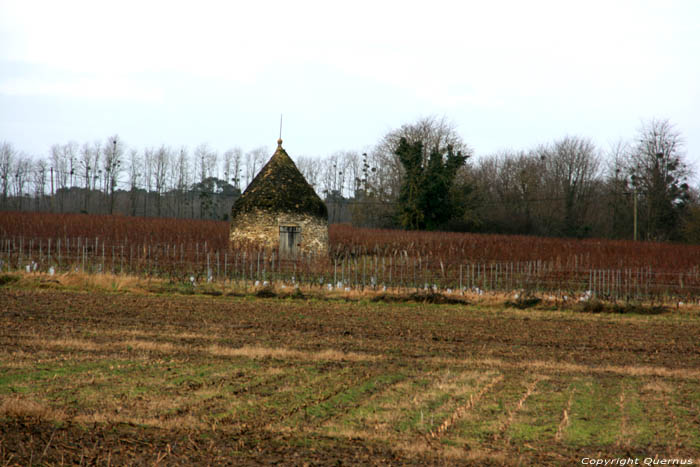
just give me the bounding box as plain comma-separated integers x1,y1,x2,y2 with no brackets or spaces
279,226,301,257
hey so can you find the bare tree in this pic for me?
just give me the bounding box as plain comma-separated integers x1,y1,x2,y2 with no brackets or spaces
89,141,102,191
173,146,190,218
206,149,219,181
143,147,154,216
629,118,691,240
222,147,243,190
472,150,549,235
0,141,15,209
506,150,548,233
342,151,362,198
231,147,243,190
598,141,634,238
79,143,91,211
50,144,69,212
318,150,357,223
103,135,123,215
296,155,320,191
194,144,217,183
319,151,344,197
32,158,48,211
64,141,78,190
79,142,99,212
222,149,233,186
336,151,356,198
128,149,141,216
243,146,268,189
153,145,171,216
11,153,31,210
542,136,601,236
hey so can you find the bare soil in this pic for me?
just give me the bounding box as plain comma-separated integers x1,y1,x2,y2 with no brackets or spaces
1,288,699,465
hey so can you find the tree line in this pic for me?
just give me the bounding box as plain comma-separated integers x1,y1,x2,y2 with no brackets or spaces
344,116,697,243
1,116,697,242
0,136,379,223
1,139,267,221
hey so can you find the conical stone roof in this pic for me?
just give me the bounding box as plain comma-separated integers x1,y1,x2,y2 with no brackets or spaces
231,139,328,220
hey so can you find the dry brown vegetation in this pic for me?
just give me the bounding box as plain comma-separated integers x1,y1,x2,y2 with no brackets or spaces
6,211,700,272
6,211,700,300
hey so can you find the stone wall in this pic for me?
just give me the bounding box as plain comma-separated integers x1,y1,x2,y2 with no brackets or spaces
230,209,328,255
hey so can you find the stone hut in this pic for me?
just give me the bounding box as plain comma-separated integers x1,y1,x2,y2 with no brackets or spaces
229,139,328,256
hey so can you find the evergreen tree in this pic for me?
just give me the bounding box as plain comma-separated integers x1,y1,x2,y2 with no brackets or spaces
396,138,424,230
395,137,467,230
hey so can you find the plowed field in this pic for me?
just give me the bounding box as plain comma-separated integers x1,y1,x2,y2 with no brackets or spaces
1,288,699,465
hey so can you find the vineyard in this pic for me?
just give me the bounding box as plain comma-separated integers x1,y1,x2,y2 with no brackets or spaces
2,211,700,299
3,212,700,463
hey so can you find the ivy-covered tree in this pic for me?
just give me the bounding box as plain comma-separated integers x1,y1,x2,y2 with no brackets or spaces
396,139,424,229
395,137,467,230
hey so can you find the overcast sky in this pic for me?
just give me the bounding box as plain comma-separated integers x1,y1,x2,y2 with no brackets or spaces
1,0,699,169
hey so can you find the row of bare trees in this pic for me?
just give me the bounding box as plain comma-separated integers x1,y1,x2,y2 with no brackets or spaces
466,119,693,242
1,117,696,242
1,137,256,219
0,136,372,222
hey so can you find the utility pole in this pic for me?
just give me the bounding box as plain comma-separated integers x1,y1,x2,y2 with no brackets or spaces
633,188,638,241
50,166,54,213
630,174,638,241
110,139,117,215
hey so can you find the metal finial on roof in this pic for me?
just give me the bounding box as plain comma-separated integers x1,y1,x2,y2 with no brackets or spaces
278,114,283,147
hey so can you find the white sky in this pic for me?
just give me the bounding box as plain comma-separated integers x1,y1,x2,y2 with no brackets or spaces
1,0,699,168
